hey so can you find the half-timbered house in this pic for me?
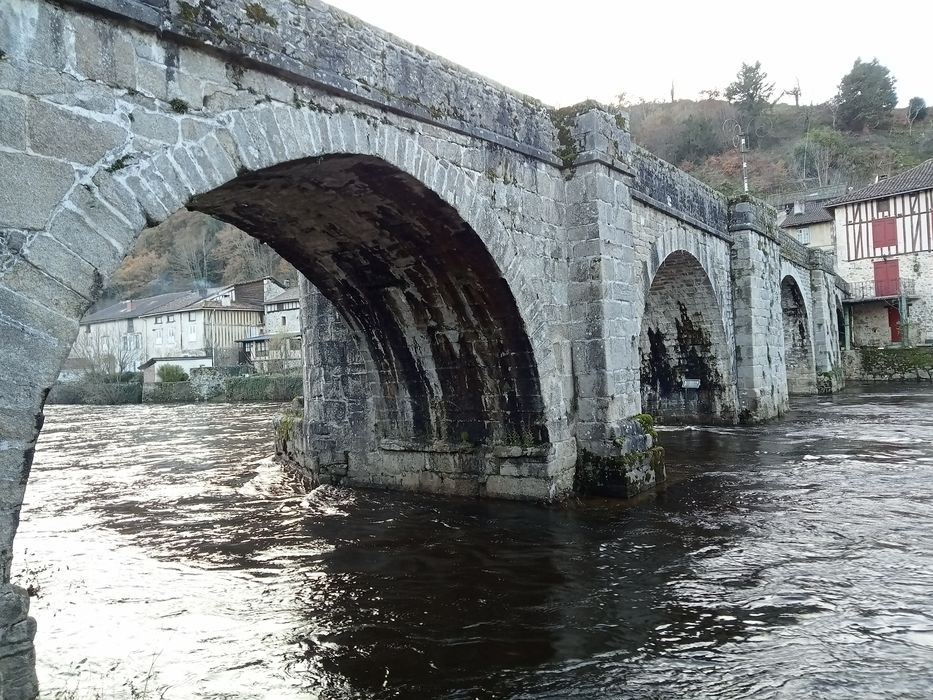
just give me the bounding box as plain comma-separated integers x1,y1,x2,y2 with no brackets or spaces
826,160,933,347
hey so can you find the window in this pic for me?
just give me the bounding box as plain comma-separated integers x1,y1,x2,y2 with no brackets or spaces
797,227,810,245
188,325,197,341
167,314,175,323
188,312,196,321
289,337,301,352
873,259,900,297
876,198,890,216
126,318,134,332
281,316,287,326
873,217,897,249
155,329,163,346
155,316,162,324
255,340,268,357
84,324,90,334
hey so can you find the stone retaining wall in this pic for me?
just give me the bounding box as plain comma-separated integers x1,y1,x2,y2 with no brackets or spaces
843,347,933,381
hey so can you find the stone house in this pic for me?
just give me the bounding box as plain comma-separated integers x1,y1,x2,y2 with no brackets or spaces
825,160,933,347
236,285,302,373
779,202,835,252
67,278,285,377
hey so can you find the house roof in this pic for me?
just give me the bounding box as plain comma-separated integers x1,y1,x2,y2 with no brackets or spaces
82,291,195,324
266,286,300,304
780,205,834,228
827,159,933,207
236,332,301,343
139,354,211,369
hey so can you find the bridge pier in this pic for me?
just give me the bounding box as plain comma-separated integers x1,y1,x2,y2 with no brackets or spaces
729,199,790,421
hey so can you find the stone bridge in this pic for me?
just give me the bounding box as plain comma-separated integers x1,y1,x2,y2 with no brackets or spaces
0,0,845,695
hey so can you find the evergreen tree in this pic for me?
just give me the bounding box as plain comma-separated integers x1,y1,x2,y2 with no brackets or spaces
725,61,774,146
835,58,897,132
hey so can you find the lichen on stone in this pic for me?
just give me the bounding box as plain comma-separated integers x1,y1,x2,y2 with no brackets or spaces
244,2,278,27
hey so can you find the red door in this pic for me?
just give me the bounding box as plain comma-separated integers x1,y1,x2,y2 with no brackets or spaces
888,307,901,343
873,259,900,297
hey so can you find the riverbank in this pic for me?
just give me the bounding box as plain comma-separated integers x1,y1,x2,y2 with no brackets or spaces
47,372,303,405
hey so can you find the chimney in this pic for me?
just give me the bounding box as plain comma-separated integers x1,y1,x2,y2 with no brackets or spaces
874,174,888,184
793,200,805,215
123,299,133,313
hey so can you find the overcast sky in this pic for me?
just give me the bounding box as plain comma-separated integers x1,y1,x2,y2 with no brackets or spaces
327,0,928,108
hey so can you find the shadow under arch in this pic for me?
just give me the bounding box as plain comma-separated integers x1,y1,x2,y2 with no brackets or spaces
638,250,737,424
189,153,548,452
780,275,817,395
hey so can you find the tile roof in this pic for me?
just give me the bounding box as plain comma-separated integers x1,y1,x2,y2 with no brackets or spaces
266,286,301,303
827,159,933,207
780,205,834,228
82,291,195,324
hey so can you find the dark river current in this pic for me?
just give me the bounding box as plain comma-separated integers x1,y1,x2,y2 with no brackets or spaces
14,385,933,699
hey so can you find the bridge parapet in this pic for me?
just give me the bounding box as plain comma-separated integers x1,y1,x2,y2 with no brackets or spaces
58,0,563,163
632,147,729,238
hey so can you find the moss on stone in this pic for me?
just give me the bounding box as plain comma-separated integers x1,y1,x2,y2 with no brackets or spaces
633,413,657,440
244,2,278,27
177,0,198,22
105,154,134,173
169,98,190,114
858,346,933,380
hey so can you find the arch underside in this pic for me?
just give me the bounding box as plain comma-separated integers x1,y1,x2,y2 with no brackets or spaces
638,251,736,424
190,154,547,449
782,276,816,395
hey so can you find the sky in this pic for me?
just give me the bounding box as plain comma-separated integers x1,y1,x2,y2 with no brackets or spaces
326,0,928,108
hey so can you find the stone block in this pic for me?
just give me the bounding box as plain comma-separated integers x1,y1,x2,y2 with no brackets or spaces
0,95,27,151
130,110,179,144
0,152,74,230
26,101,126,166
19,233,100,301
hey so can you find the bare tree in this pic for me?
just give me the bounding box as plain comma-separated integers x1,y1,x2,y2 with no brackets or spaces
170,229,215,283
71,331,137,376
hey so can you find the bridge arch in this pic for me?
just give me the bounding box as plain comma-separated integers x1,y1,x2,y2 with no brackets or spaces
638,245,737,424
10,94,563,464
780,274,817,395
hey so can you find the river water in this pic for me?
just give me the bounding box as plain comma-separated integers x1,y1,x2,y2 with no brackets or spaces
13,385,933,699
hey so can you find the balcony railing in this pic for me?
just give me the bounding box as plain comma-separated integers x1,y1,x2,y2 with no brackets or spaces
846,278,916,301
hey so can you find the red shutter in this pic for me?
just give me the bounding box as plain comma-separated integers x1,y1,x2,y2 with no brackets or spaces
888,307,902,343
872,217,897,249
874,259,900,296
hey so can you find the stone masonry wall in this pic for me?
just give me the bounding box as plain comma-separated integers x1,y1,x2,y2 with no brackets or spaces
729,200,789,421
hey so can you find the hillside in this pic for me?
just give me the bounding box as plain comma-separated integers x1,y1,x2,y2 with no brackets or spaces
97,211,297,308
629,99,933,197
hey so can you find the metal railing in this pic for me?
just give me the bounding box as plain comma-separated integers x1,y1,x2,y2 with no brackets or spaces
846,278,916,301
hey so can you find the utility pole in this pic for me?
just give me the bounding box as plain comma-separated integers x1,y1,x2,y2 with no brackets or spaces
723,119,750,194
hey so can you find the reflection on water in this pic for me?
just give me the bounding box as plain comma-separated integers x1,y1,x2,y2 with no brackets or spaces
14,387,933,698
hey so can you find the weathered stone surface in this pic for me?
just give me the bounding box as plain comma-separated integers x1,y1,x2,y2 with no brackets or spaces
26,101,125,166
0,95,27,151
0,152,73,230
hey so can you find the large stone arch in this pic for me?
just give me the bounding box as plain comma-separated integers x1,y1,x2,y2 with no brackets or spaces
638,247,738,424
1,90,568,480
780,274,817,395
